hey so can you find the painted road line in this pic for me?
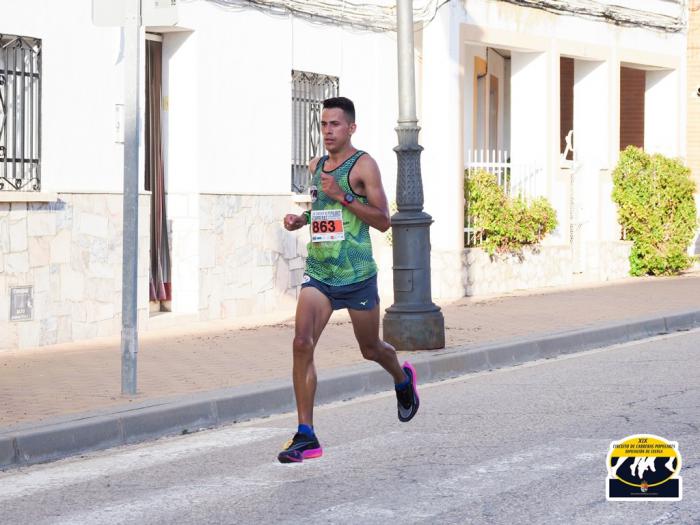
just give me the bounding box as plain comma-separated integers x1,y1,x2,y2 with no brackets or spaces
46,431,425,525
0,426,288,502
285,438,607,524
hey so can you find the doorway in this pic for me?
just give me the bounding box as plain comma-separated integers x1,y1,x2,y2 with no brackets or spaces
145,34,172,313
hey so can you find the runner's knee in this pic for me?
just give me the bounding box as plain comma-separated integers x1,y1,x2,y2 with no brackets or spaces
293,336,314,356
359,342,381,362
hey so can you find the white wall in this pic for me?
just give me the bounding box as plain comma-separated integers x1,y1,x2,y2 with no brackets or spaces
645,69,681,157
168,2,291,195
162,30,197,194
510,51,549,197
573,59,610,254
1,0,125,193
161,29,199,313
420,4,464,254
336,28,399,200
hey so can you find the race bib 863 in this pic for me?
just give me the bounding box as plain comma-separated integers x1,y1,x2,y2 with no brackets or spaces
310,209,345,242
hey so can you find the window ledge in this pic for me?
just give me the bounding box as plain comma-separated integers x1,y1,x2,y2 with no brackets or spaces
0,192,58,203
291,193,312,210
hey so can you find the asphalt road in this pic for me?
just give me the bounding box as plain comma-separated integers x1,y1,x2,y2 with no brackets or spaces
1,329,698,524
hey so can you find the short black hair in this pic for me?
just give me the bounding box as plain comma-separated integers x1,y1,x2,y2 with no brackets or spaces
322,96,355,123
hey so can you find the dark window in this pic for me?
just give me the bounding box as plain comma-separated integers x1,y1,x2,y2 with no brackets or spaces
560,57,574,160
620,67,646,151
291,70,339,192
0,34,41,192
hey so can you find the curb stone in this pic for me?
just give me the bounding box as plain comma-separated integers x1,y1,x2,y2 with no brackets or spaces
1,309,698,470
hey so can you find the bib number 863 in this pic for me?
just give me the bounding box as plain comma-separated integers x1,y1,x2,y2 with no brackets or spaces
312,220,336,233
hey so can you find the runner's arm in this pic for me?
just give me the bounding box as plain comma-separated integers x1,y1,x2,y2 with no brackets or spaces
283,158,319,230
335,155,390,232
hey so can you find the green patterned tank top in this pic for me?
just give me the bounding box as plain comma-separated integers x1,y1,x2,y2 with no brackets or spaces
305,150,378,286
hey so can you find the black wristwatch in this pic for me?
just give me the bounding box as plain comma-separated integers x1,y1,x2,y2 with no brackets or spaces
341,193,355,207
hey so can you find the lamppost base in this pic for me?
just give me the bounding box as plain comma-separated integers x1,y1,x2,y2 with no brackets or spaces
383,308,445,350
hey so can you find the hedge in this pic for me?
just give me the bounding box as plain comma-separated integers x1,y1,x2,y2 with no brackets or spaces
612,146,698,276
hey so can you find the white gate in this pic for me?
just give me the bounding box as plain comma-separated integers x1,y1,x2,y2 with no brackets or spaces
464,149,542,247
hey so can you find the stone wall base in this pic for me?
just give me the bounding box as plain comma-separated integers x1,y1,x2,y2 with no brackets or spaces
196,194,306,323
0,194,150,350
463,241,632,297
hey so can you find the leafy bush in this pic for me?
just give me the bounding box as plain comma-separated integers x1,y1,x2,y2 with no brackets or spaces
612,146,698,276
465,169,557,255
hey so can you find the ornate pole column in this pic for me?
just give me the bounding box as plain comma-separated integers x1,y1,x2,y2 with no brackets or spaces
382,0,445,350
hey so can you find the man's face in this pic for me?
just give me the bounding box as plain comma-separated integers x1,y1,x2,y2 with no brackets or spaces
321,107,356,154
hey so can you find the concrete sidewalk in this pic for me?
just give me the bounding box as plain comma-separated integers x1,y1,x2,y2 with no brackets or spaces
1,272,699,468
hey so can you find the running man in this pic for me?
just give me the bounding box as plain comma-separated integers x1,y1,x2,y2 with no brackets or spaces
279,97,419,463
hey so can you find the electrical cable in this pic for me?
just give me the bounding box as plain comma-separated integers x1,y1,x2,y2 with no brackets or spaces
496,0,686,33
190,0,686,33
200,0,451,32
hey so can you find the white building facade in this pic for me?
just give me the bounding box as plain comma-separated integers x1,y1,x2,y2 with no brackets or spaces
421,0,689,296
0,0,690,349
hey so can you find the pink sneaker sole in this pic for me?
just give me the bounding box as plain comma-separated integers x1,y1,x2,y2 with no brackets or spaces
278,447,323,463
302,448,323,459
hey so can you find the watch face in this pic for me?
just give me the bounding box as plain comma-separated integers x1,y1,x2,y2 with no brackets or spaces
344,193,355,203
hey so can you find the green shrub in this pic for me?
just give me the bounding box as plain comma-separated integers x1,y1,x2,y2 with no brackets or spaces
465,169,558,255
612,146,698,276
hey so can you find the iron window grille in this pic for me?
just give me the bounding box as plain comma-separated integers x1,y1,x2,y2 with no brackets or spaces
0,34,41,192
291,70,339,193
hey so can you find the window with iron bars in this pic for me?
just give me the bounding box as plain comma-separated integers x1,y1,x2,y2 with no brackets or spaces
291,70,339,193
0,34,41,192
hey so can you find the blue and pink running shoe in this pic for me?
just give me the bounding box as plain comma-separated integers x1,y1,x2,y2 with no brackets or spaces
277,432,323,463
396,361,420,422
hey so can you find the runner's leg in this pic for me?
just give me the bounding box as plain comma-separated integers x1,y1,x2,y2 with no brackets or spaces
293,286,333,428
348,305,405,383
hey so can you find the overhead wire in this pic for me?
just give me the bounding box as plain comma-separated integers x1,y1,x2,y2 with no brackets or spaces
196,0,687,33
495,0,686,33
202,0,451,32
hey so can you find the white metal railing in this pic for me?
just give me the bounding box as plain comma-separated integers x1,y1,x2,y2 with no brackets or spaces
466,149,511,188
464,149,542,247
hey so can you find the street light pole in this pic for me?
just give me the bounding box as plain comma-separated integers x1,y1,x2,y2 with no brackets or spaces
383,0,445,350
121,0,141,395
